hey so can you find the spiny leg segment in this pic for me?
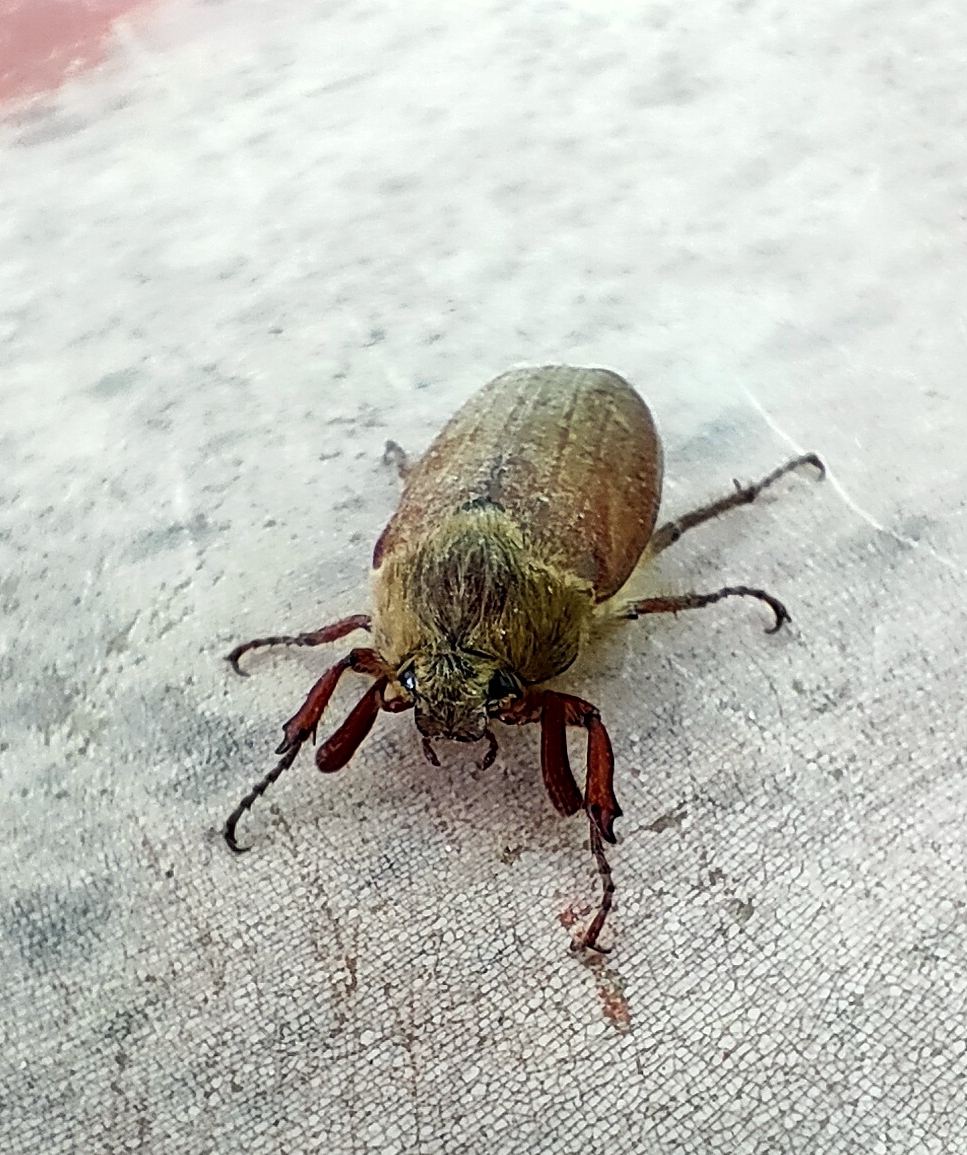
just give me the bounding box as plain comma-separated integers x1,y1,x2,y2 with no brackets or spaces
623,452,825,634
647,452,825,558
579,824,616,958
224,646,393,852
501,689,621,952
225,613,372,676
224,741,306,855
621,585,790,634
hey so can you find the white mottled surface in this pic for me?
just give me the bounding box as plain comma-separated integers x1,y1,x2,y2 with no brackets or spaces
2,2,965,1152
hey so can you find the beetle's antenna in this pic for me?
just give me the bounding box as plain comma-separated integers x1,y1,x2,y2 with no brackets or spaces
572,822,616,954
224,740,305,852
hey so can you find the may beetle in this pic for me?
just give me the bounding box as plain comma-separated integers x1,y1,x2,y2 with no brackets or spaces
225,365,823,951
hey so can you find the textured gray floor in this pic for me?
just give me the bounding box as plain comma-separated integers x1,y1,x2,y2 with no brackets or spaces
2,2,966,1153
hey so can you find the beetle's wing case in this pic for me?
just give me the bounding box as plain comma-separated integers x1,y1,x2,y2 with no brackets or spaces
373,365,663,601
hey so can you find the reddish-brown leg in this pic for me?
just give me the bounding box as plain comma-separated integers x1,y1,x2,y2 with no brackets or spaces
538,692,584,818
225,613,372,676
500,689,622,951
647,453,825,558
316,678,388,773
501,689,622,838
577,823,616,956
224,647,388,852
546,692,623,842
621,586,790,634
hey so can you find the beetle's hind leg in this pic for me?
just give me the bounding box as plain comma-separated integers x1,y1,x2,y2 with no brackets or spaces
225,613,371,676
648,452,825,559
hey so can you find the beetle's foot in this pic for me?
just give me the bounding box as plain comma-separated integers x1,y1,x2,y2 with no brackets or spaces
569,935,611,956
383,440,410,480
223,822,251,854
477,729,499,771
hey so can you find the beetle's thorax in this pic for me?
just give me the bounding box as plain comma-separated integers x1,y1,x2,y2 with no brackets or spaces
372,506,594,706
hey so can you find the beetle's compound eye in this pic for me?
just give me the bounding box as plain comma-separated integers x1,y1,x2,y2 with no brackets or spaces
487,669,519,704
399,666,418,695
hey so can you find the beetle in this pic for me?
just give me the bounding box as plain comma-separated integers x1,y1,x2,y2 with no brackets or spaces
224,365,824,951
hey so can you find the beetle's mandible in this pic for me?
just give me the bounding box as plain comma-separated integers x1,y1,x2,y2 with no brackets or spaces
224,365,824,952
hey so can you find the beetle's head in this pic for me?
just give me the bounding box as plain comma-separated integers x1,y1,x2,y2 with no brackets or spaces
397,646,521,744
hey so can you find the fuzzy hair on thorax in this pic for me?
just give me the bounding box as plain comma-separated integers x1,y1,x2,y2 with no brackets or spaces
372,506,595,687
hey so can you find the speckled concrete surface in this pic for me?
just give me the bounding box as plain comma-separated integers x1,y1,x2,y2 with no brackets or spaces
2,2,966,1152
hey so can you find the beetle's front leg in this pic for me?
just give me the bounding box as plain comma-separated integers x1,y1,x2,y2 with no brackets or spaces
537,692,584,818
550,691,621,953
224,647,387,852
500,689,622,952
500,689,622,839
547,692,623,843
580,822,616,956
315,674,413,773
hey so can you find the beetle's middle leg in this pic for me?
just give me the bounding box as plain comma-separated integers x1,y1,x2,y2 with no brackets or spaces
647,452,825,559
226,613,372,676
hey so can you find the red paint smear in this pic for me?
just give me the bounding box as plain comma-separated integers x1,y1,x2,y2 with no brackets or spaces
0,0,157,103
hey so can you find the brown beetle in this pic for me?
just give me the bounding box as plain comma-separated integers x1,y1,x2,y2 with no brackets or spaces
225,365,823,951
